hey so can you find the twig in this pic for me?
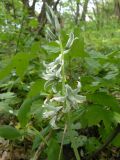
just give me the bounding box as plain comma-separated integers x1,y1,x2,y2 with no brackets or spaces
31,131,52,160
86,124,120,160
53,0,60,11
58,124,67,160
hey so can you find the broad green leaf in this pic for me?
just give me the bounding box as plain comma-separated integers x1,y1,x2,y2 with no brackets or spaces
87,92,120,112
68,37,87,57
85,137,101,153
0,92,15,100
0,64,12,80
85,57,101,75
60,30,69,48
0,101,13,113
112,134,120,147
82,105,113,129
113,112,120,123
31,41,41,53
32,134,41,150
57,130,78,145
71,122,82,130
29,18,38,28
0,125,21,140
18,98,32,127
42,41,60,54
18,95,42,127
0,53,36,80
107,50,120,58
12,53,36,78
27,79,44,98
47,138,62,160
72,135,87,148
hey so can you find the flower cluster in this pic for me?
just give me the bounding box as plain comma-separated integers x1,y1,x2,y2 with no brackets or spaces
42,82,86,128
42,32,86,128
42,54,63,90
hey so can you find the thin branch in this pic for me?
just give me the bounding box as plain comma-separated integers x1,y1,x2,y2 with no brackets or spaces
32,132,52,160
86,124,120,160
53,0,60,11
58,124,67,160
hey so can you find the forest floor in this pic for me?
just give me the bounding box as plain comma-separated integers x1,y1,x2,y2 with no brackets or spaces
0,140,120,160
0,122,120,160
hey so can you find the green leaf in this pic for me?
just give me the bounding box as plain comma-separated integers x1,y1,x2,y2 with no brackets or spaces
57,130,78,145
112,134,120,147
85,137,101,153
72,135,87,148
0,125,21,140
31,41,41,53
0,101,13,113
27,79,44,98
82,105,113,129
85,57,101,75
0,92,15,100
68,37,87,57
46,27,57,40
12,53,36,78
0,64,12,80
18,94,42,127
45,3,55,27
0,53,36,80
42,41,60,54
47,138,62,160
54,15,60,32
32,134,41,151
29,18,38,28
87,92,120,112
32,126,51,151
113,112,120,123
18,98,32,127
65,32,75,49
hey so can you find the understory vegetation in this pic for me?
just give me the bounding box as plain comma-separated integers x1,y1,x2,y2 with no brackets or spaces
0,0,120,160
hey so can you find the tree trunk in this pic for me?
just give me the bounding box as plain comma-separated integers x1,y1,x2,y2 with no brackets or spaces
21,0,60,35
37,0,54,34
21,0,37,16
80,0,89,21
75,1,80,25
114,0,120,21
93,0,101,30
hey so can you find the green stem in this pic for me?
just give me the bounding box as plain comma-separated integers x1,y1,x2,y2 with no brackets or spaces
58,124,67,160
58,34,66,160
68,113,81,160
59,35,65,95
59,35,81,160
30,126,49,146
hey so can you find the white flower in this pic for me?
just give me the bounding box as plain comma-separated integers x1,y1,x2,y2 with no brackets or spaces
42,54,63,88
65,81,86,107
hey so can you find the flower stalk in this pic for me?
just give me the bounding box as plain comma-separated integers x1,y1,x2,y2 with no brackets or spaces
59,35,65,95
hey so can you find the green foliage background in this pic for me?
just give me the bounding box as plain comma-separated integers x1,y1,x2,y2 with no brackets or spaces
0,0,120,159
